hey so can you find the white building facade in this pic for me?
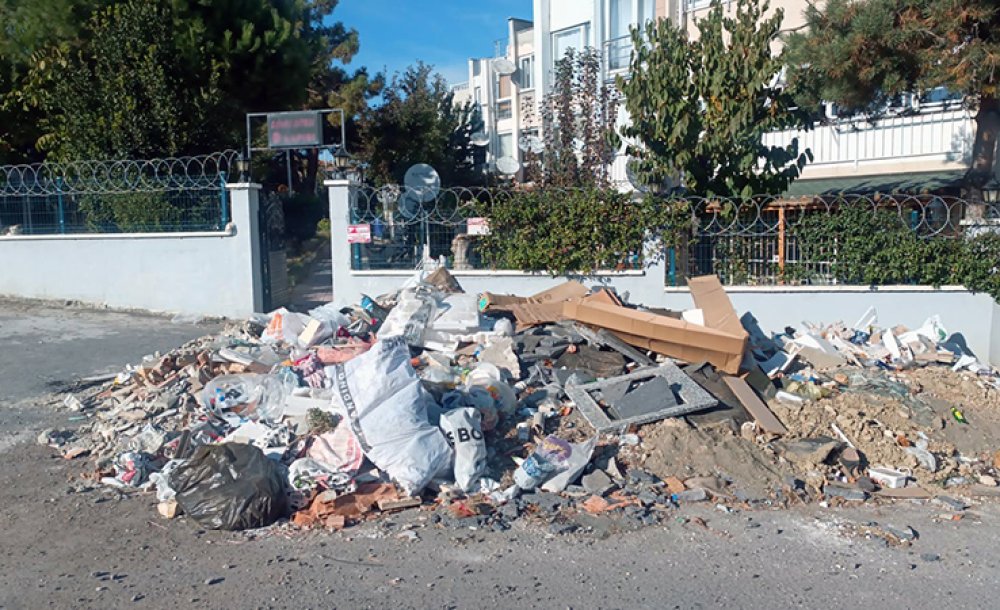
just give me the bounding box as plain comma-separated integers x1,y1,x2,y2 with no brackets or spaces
525,0,985,194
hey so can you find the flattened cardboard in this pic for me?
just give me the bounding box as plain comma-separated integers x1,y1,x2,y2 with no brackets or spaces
481,281,589,327
688,275,748,339
480,281,588,312
563,300,747,375
722,375,787,435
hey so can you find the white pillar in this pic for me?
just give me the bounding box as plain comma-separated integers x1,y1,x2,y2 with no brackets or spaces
227,182,264,314
326,179,353,301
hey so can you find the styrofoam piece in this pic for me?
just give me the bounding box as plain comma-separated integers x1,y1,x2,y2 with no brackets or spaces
759,351,797,378
431,294,480,333
681,309,705,326
565,364,717,433
792,333,838,355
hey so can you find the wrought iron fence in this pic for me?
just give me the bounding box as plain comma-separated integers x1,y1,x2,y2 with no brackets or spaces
0,150,239,235
348,185,501,271
346,185,1000,288
680,194,1000,286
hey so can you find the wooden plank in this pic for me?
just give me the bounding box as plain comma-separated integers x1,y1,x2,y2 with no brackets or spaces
722,375,788,435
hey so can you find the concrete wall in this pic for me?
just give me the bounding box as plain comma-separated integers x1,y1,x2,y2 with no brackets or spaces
0,184,263,318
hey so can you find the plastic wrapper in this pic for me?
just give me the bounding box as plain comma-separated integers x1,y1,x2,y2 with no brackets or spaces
439,408,487,492
378,285,440,347
170,443,288,531
327,337,453,495
307,422,365,476
199,374,292,424
513,436,573,490
261,308,311,345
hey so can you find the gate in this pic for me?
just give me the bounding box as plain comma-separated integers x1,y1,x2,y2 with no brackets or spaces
258,193,289,311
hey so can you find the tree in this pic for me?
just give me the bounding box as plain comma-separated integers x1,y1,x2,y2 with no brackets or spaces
359,63,482,186
529,48,620,188
619,0,812,198
2,0,378,163
784,0,1000,199
18,0,227,160
0,0,106,162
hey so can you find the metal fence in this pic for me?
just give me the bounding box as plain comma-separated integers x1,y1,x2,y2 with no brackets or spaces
683,195,1000,286
0,151,239,235
345,185,1000,286
348,185,500,271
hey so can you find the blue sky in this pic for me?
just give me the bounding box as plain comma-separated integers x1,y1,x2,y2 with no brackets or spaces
333,0,533,86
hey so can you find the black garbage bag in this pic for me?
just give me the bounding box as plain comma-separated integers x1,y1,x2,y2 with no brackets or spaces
170,443,288,531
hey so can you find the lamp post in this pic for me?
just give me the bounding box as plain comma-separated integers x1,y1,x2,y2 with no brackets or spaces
333,147,354,180
983,178,1000,206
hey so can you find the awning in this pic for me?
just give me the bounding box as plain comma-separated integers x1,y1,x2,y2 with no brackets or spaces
783,170,966,198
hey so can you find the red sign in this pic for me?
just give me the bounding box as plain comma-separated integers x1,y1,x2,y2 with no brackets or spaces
347,224,372,244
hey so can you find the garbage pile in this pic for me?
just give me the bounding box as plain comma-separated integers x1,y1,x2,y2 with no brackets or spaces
42,269,1000,533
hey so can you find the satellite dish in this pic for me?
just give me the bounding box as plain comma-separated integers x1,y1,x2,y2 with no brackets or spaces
496,157,521,175
518,136,531,152
471,132,490,147
528,136,544,154
403,164,441,203
493,58,516,76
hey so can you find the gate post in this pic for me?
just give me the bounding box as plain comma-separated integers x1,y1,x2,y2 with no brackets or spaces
227,182,265,314
326,179,354,301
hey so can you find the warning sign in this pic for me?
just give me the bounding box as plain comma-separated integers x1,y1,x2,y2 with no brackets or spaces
467,217,490,236
347,224,372,244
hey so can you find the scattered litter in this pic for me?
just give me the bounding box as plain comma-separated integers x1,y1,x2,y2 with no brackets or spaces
41,271,1000,539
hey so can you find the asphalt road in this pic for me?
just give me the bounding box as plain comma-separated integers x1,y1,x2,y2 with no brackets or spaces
0,300,997,609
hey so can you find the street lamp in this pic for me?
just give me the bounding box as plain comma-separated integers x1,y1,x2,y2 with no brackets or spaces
982,178,1000,204
333,147,353,176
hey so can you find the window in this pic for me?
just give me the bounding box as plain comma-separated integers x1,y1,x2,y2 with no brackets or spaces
474,86,482,105
497,75,512,99
552,25,588,66
497,133,514,159
610,0,634,40
497,100,512,121
519,56,535,89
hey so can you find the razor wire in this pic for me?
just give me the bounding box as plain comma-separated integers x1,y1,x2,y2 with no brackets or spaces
345,186,999,280
0,150,240,196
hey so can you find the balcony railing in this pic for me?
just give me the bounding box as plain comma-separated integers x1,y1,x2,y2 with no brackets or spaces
604,35,632,74
763,107,974,172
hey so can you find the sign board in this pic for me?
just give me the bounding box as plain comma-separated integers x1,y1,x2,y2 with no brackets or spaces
267,111,322,148
347,224,372,244
467,217,490,236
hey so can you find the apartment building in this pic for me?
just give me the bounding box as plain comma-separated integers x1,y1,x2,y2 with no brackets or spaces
526,0,985,195
451,18,538,176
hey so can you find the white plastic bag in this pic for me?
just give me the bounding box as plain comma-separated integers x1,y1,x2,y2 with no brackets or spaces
378,286,441,347
439,408,487,492
261,308,311,345
327,337,453,495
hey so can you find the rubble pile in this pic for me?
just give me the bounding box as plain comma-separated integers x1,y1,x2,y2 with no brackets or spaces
40,269,1000,533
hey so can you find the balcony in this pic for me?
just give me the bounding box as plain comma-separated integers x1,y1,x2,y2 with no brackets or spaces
604,35,632,75
763,107,974,179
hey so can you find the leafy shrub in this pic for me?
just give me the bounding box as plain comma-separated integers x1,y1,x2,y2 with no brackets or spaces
473,188,690,275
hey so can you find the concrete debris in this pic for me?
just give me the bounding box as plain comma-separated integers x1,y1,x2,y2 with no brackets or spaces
42,271,1000,539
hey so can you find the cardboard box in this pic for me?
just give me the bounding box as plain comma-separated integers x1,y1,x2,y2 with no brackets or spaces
561,276,748,374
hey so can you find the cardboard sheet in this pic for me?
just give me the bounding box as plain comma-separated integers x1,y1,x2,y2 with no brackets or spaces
480,281,590,327
562,300,747,375
722,375,787,435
